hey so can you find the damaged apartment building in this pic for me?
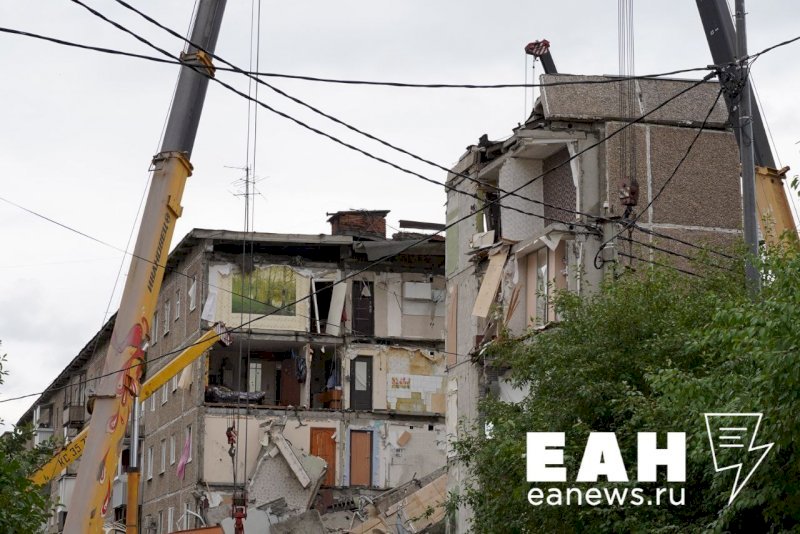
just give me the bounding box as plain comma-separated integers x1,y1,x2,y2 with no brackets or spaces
443,74,744,532
20,210,449,533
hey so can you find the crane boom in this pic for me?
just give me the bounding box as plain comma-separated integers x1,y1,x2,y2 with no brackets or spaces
696,0,796,243
64,2,227,531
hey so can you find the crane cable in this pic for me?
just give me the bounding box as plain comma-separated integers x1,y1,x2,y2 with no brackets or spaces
618,0,639,266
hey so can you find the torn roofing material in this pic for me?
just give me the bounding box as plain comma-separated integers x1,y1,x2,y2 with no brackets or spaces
540,74,729,128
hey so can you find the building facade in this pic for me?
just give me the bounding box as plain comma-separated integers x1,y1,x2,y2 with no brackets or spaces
443,74,744,532
22,210,448,533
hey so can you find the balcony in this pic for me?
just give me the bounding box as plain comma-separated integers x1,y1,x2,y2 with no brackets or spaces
111,476,128,509
63,405,85,429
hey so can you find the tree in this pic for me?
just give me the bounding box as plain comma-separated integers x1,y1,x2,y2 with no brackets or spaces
450,242,800,533
0,346,55,533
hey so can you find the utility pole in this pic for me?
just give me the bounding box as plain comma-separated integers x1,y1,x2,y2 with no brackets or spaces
735,0,760,293
64,1,227,532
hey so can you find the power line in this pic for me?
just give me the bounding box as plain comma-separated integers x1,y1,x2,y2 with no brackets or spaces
111,0,729,233
747,33,800,63
1,79,718,410
1,71,720,407
71,0,723,241
0,26,714,90
630,223,736,260
68,0,602,230
617,234,736,273
83,0,605,227
3,2,739,408
617,251,704,278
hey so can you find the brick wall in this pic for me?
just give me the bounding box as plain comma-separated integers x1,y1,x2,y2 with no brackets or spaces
328,211,387,239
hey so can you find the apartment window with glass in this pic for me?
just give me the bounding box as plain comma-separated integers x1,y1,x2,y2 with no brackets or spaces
248,361,262,392
152,310,159,344
162,384,168,405
160,439,166,474
170,434,176,465
163,300,170,335
175,289,181,321
146,446,153,480
186,425,193,462
188,276,197,311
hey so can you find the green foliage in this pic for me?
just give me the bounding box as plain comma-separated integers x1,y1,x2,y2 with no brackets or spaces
450,243,800,533
0,348,56,533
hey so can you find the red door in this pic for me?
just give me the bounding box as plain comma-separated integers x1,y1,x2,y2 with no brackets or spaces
310,428,337,487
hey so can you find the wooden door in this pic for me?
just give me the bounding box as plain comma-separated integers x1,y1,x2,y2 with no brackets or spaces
279,360,301,406
310,428,337,487
349,356,372,411
350,430,372,487
352,281,374,336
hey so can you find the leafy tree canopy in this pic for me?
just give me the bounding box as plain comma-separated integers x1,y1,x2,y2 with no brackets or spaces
451,242,800,533
0,347,56,533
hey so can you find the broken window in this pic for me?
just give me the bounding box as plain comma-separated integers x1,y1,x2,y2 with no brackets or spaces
352,281,374,336
310,280,334,333
525,241,568,326
484,191,502,239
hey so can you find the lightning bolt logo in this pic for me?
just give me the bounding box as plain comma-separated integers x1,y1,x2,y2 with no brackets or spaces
704,413,773,505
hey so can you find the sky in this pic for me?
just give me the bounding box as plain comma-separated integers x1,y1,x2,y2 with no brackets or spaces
1,0,798,430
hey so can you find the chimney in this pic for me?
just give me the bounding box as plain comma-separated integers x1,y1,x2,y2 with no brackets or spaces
327,210,389,239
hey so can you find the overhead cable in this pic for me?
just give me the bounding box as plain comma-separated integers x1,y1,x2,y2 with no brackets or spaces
68,0,601,229
105,0,607,223
0,26,713,90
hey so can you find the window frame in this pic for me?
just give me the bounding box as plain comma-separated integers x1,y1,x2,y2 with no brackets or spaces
163,300,170,335
188,276,197,311
146,446,153,480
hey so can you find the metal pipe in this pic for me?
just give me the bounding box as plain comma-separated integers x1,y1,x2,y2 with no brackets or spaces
126,399,140,534
735,0,761,293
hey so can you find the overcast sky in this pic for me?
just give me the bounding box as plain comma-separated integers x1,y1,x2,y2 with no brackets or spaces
1,1,798,430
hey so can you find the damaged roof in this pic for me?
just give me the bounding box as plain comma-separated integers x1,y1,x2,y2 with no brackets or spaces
539,74,729,127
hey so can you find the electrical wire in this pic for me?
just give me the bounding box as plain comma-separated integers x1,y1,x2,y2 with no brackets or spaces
617,251,704,278
73,0,723,245
0,26,715,90
630,223,736,260
617,234,736,273
1,69,716,406
1,71,718,407
3,1,748,408
91,0,606,228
